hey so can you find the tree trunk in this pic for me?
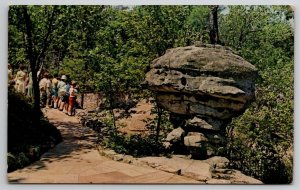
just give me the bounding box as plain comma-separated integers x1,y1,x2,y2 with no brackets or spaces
32,70,41,123
22,6,57,127
107,79,117,131
209,5,220,44
23,6,41,127
80,93,84,108
108,94,117,131
110,107,116,130
156,105,162,143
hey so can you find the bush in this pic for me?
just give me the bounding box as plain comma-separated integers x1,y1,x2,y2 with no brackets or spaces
91,104,172,157
226,60,293,184
103,132,168,157
7,89,62,172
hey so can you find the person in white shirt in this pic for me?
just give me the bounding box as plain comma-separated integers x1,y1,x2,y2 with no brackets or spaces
39,73,50,107
57,75,67,111
14,64,27,94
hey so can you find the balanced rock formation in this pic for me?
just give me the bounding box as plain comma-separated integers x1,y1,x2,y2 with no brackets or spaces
144,44,258,158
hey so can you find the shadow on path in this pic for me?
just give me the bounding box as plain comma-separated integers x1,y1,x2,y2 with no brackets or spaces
7,108,201,184
40,109,99,161
7,108,102,182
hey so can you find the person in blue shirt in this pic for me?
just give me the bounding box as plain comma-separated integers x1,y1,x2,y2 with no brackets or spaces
63,80,71,114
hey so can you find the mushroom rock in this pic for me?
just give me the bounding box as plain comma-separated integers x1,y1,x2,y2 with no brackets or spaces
144,44,258,158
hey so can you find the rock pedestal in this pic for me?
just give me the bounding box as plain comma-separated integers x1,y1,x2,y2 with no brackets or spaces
144,44,257,158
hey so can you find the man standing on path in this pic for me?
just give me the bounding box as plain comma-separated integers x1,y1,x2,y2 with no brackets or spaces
39,73,51,108
57,75,67,111
51,73,59,108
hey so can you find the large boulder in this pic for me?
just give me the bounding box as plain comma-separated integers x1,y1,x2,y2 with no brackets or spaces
165,127,185,143
145,44,257,158
145,44,257,118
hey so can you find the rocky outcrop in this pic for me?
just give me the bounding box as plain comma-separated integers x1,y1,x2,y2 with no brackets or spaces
144,44,258,158
99,149,262,184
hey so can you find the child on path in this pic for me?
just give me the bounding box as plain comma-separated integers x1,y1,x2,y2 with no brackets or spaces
67,81,78,116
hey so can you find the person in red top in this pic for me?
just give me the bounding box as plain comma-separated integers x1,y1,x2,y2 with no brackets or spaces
67,80,78,116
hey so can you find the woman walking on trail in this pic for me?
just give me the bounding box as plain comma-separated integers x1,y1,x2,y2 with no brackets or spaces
63,80,71,114
46,75,53,107
14,64,27,94
68,81,78,116
57,75,67,111
8,64,13,82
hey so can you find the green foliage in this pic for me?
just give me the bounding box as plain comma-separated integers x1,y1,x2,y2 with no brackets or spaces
104,133,168,157
100,97,172,157
227,60,293,183
135,6,194,54
9,5,63,69
221,5,294,184
100,117,170,157
143,102,173,137
57,6,107,92
186,6,210,43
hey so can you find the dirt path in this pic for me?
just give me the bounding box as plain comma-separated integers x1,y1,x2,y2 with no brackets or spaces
7,108,199,184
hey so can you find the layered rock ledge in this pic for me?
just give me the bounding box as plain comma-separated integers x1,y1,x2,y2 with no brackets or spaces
99,148,262,184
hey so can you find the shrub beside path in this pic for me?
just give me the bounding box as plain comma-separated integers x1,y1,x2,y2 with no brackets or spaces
7,108,200,184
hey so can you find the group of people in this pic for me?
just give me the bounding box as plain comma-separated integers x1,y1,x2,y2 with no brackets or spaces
9,64,31,95
9,64,79,116
40,73,79,116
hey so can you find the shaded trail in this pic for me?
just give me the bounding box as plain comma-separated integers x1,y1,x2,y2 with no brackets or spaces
8,108,199,183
